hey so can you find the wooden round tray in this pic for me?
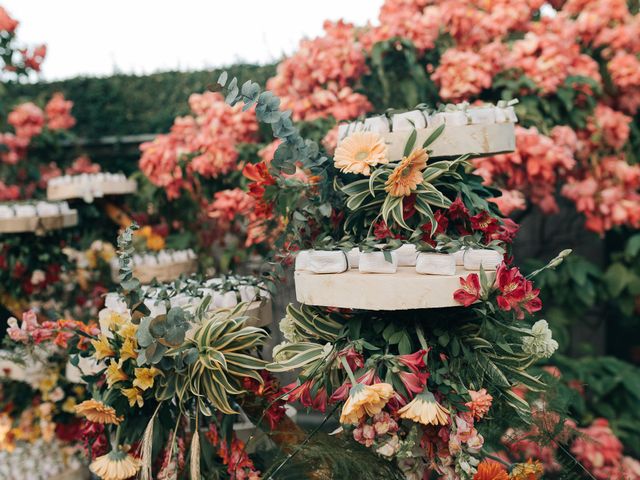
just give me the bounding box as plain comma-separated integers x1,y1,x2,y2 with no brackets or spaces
47,179,136,201
0,211,78,234
295,266,496,310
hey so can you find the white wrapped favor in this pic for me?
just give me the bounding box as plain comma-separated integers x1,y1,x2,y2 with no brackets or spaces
364,115,390,134
396,244,418,267
0,205,13,218
213,290,238,308
453,249,466,266
463,249,503,271
14,204,36,217
392,110,427,131
294,250,311,271
416,252,456,275
308,250,348,274
347,247,360,269
468,106,496,125
239,285,259,302
359,251,398,274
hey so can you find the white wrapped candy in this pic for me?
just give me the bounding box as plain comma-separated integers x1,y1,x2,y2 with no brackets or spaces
396,244,418,267
0,205,13,219
364,115,390,133
347,247,360,269
14,204,36,217
295,250,311,271
239,285,258,302
359,251,398,274
427,112,445,127
213,291,238,308
453,249,466,266
463,249,503,270
443,111,468,126
392,110,427,131
468,106,496,125
416,252,456,275
36,201,59,216
308,250,348,274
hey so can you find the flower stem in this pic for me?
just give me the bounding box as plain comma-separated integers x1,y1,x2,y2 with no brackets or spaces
340,355,358,385
415,325,429,351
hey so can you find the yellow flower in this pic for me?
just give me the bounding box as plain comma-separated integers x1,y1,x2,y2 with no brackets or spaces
146,234,165,251
62,397,77,414
105,359,128,388
137,226,153,238
85,249,98,269
334,131,389,176
99,308,129,332
91,335,115,360
120,336,138,361
509,460,544,480
384,147,428,197
99,243,116,262
133,367,160,391
38,372,58,395
90,449,141,480
339,383,394,425
75,399,122,425
118,321,138,339
121,387,144,408
398,390,450,426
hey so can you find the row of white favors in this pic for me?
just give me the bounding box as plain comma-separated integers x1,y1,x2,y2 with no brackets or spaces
295,245,503,275
0,201,73,219
338,103,517,140
47,172,129,186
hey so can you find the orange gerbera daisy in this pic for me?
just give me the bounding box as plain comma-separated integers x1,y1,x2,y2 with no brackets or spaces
339,382,394,425
90,448,141,480
334,131,389,176
397,390,449,426
385,148,428,197
474,460,509,480
74,399,123,425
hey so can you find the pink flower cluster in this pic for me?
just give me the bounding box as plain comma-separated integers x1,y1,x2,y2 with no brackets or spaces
353,412,399,448
1,93,76,166
571,419,640,480
44,92,76,130
139,92,258,199
267,20,371,121
608,52,640,115
474,126,576,214
562,155,640,235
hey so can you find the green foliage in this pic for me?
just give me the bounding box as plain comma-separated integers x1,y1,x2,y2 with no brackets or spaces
1,65,276,138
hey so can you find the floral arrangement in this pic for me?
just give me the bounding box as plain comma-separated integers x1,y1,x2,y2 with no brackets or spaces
30,226,287,480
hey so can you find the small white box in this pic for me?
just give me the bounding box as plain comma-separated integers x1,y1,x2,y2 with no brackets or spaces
392,110,427,131
295,250,311,271
359,251,398,274
396,244,418,267
308,250,348,274
416,253,456,275
463,249,503,271
347,247,360,269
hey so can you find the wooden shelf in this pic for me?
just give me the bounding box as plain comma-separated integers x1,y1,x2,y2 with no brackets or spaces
295,266,495,311
47,179,136,201
0,211,78,234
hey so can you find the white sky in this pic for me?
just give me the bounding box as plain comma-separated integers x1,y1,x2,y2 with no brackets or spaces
4,0,384,81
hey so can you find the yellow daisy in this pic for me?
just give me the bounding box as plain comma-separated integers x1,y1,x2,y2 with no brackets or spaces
75,400,122,425
339,383,394,425
385,148,428,197
133,367,160,391
90,449,141,480
121,387,144,408
334,131,389,176
91,335,115,360
397,390,450,426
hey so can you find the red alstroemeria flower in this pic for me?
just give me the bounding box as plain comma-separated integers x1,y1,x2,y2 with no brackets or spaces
491,218,520,244
399,370,429,398
338,346,364,372
495,264,527,316
398,349,428,373
470,211,499,235
421,210,449,245
448,196,469,220
521,280,542,316
453,273,481,307
373,220,399,240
